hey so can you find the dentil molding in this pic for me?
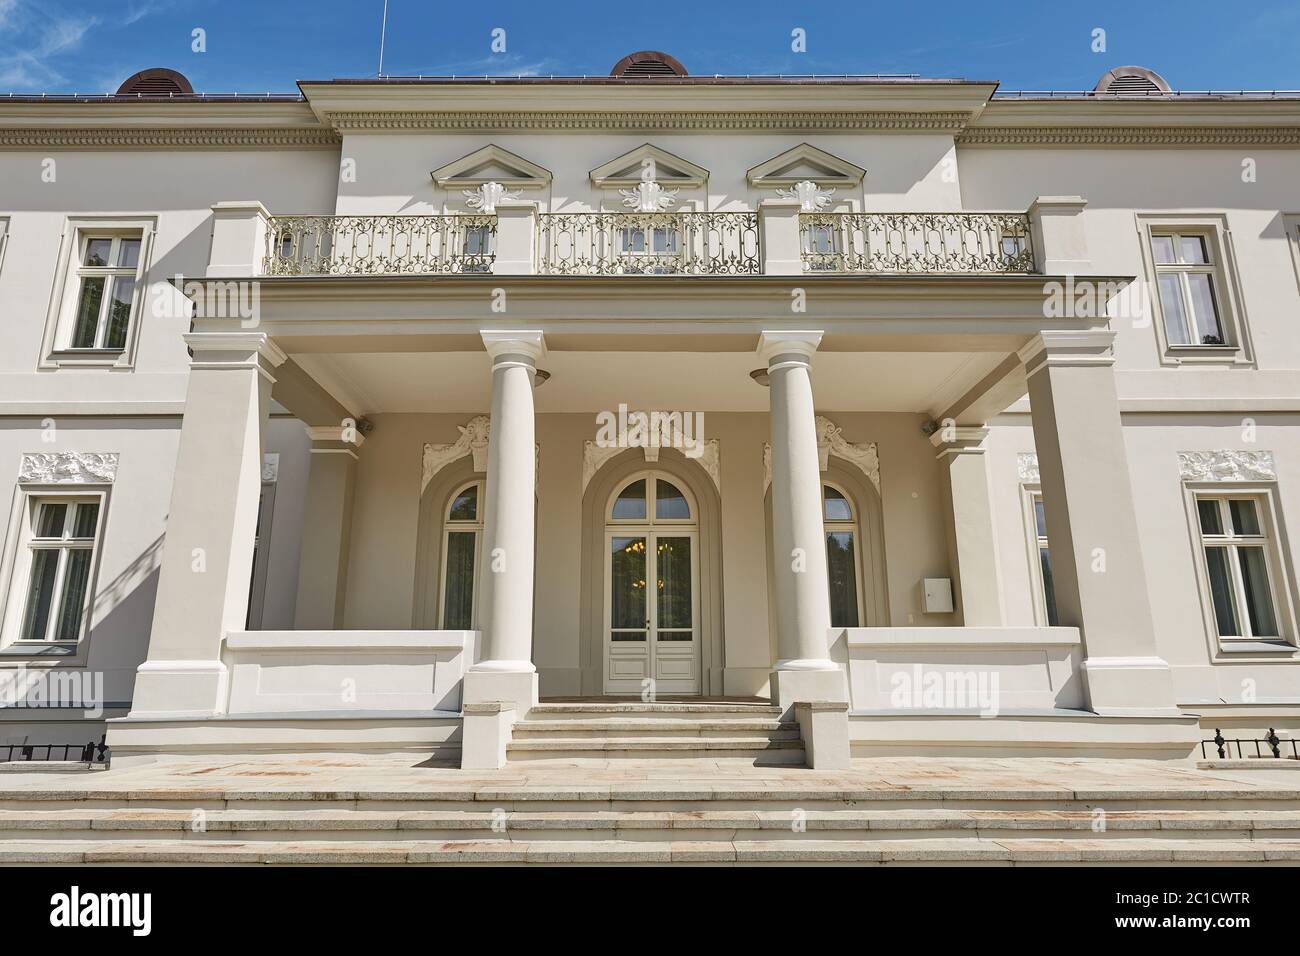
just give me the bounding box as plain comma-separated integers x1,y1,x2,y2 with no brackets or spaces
1178,450,1276,482
19,452,118,484
324,110,973,133
0,127,341,150
958,126,1300,147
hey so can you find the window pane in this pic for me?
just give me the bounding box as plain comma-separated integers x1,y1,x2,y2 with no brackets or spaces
808,225,837,256
83,238,112,267
54,548,92,641
826,531,860,627
1185,274,1223,345
1238,547,1279,637
656,536,692,630
1157,274,1189,345
71,277,106,348
823,486,852,522
116,238,142,268
1179,235,1208,264
619,228,646,253
1204,546,1241,636
448,485,478,522
652,228,679,254
1197,498,1224,535
35,502,68,538
20,550,60,641
104,276,135,351
72,502,99,538
610,536,646,630
441,532,475,629
655,480,689,520
1033,497,1048,538
1150,235,1176,264
612,479,647,520
1228,499,1260,536
1039,547,1059,627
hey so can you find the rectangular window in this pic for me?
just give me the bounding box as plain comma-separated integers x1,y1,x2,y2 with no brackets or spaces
15,497,102,643
1029,492,1059,627
66,234,142,351
1195,494,1283,640
1146,227,1234,349
617,223,682,274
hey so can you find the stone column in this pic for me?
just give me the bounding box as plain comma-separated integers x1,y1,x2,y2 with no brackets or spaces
128,332,284,717
462,330,545,715
760,331,845,708
1021,330,1177,714
931,426,1005,625
292,426,364,630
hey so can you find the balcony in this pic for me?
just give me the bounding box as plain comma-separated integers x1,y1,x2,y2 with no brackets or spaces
212,198,1077,281
799,212,1035,275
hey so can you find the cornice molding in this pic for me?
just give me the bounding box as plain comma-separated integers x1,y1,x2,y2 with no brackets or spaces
958,125,1300,147
0,126,341,150
323,110,974,133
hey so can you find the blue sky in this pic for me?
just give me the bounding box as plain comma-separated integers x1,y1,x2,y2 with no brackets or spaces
1,0,1297,95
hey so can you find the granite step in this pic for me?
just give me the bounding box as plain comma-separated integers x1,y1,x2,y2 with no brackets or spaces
511,719,798,738
505,736,808,763
526,703,783,720
3,836,1299,865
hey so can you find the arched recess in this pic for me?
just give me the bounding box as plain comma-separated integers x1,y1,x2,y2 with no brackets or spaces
763,457,889,640
413,454,483,629
579,447,724,696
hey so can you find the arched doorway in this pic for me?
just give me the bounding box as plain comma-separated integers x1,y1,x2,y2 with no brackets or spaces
603,471,700,694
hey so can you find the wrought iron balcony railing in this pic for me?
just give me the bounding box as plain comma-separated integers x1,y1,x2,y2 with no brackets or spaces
538,211,760,276
264,214,496,276
800,212,1036,274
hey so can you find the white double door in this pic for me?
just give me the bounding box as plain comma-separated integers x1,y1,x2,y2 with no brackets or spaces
604,527,700,695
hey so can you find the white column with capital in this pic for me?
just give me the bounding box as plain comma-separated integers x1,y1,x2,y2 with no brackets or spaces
462,330,545,716
760,331,846,709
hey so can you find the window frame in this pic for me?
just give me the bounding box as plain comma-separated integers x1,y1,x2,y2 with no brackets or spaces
1136,214,1251,367
439,479,485,630
1020,484,1059,627
1184,486,1296,650
0,489,108,652
0,217,9,278
822,480,866,629
40,216,156,370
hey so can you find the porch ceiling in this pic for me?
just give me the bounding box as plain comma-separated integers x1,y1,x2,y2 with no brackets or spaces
292,350,1010,416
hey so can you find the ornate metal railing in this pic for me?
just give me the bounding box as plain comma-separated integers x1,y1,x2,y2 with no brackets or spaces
799,212,1036,274
1,735,109,765
1200,728,1297,760
263,215,496,276
539,212,760,276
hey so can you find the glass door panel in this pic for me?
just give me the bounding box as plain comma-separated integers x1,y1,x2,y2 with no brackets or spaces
610,535,648,642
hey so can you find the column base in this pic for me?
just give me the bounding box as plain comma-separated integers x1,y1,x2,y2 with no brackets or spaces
463,666,538,716
126,660,228,718
1083,656,1181,716
770,664,847,712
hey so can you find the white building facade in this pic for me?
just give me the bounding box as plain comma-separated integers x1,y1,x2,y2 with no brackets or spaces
1,57,1298,766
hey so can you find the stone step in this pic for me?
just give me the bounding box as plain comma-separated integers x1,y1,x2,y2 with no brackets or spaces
505,737,807,762
2,807,1298,843
527,703,783,720
3,836,1299,865
512,719,798,738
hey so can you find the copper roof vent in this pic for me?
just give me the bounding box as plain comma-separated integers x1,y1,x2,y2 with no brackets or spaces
1093,66,1171,95
116,68,194,97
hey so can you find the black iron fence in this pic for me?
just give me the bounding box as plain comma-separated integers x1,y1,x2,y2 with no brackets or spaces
1200,728,1297,760
1,734,108,765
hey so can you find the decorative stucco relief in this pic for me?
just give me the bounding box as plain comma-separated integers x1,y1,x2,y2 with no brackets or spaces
762,416,879,495
1017,453,1040,483
422,416,492,492
775,180,836,211
581,439,721,495
1178,450,1276,483
262,454,280,484
19,452,118,485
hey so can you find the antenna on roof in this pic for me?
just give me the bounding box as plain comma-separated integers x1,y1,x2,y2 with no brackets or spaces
377,0,389,77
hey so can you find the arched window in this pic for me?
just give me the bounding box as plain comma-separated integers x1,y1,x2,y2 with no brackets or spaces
824,483,863,627
441,480,483,629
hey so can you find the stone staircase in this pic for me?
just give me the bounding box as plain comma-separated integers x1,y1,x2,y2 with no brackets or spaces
2,767,1299,864
506,701,804,763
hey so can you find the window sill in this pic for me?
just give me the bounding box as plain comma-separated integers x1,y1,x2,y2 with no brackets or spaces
41,350,132,371
1217,639,1297,655
0,642,79,658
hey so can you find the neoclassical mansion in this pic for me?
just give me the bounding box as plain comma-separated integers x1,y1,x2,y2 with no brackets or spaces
0,55,1298,767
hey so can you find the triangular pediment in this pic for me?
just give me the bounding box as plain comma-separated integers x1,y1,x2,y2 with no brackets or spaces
430,144,552,189
590,143,708,188
747,143,865,187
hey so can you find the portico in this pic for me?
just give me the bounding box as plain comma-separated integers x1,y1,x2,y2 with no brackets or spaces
104,202,1199,765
